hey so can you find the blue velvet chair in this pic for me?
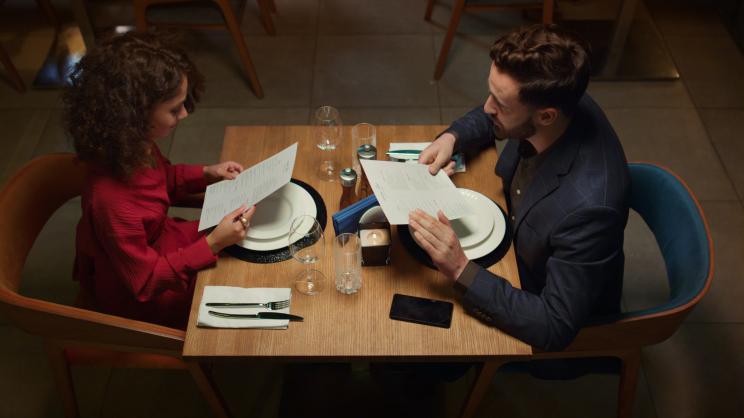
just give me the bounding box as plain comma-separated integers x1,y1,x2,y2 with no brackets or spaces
460,162,714,418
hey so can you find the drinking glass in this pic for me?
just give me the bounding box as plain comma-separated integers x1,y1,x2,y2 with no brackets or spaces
288,215,326,295
351,122,376,174
333,233,362,294
314,106,342,181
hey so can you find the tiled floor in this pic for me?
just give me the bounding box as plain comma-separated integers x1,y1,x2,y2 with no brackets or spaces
1,0,744,417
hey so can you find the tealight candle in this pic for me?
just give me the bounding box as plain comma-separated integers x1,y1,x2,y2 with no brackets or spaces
360,228,390,247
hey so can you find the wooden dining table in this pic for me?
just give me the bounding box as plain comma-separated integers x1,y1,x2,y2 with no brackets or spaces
183,125,532,418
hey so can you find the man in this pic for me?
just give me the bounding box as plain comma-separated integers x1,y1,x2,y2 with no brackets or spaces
410,24,630,351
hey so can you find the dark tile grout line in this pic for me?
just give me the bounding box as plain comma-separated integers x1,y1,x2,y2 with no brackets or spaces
307,0,323,123
97,367,114,418
639,353,662,418
696,106,744,110
427,19,445,125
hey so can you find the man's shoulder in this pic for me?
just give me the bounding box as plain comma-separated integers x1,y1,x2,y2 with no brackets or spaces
555,94,630,211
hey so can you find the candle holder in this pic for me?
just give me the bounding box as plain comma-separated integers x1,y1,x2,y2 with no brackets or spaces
358,206,391,266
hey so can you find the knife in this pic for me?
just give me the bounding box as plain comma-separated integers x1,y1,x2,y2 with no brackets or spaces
208,310,304,321
386,149,422,155
386,150,422,159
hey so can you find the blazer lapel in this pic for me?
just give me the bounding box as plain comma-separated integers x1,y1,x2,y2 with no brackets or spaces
512,130,582,236
495,140,519,206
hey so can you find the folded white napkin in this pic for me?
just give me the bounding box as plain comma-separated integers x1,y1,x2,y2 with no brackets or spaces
197,286,292,329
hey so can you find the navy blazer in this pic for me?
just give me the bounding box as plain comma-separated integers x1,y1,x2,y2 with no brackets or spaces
448,95,630,351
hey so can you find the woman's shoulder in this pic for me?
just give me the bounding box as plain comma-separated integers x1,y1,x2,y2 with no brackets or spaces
86,167,153,204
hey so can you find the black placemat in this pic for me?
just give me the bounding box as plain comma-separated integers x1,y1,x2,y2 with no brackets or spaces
224,179,327,264
397,203,512,270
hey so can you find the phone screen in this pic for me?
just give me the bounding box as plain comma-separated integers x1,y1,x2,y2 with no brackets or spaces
389,294,454,329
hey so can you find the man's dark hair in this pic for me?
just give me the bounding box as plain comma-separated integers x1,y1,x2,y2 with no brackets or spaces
490,24,591,116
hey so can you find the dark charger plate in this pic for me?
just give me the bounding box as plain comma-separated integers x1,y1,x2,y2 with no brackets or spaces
397,203,512,270
224,179,327,264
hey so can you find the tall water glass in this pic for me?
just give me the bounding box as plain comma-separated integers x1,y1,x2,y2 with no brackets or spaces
333,233,362,294
351,123,376,174
314,106,342,181
288,215,326,295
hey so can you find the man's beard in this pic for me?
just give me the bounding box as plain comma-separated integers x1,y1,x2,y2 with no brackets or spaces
493,117,536,141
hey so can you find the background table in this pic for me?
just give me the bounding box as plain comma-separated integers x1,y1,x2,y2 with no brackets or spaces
183,125,531,361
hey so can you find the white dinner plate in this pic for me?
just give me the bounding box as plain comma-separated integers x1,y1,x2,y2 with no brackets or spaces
237,183,317,251
246,182,315,240
461,191,507,260
451,189,495,248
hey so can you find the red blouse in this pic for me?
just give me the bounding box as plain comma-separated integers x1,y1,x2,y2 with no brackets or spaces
74,146,217,329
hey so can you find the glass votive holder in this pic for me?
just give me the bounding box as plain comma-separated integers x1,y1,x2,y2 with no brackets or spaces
334,233,362,294
351,122,376,173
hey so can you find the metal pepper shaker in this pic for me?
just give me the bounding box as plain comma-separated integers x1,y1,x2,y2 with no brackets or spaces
338,168,358,210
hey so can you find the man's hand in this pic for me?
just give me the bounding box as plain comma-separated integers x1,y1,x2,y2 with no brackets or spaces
203,161,244,183
418,133,457,176
408,209,469,281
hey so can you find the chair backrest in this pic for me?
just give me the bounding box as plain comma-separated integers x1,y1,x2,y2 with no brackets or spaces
565,162,713,351
0,154,184,354
626,163,712,316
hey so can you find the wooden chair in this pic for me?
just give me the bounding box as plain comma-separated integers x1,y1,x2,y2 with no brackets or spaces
0,154,231,418
133,0,274,98
459,162,714,418
425,0,555,79
0,0,60,92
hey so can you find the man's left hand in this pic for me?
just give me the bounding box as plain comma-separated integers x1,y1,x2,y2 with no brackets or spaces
408,209,469,281
204,161,244,183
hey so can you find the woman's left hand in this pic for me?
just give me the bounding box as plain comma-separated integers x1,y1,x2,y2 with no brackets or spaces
204,161,244,183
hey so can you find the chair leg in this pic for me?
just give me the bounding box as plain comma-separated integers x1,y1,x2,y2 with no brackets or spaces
214,0,264,98
133,0,150,31
35,0,61,30
617,350,641,418
459,360,503,418
186,360,232,418
0,44,25,93
256,0,276,35
46,343,80,418
542,0,555,24
433,0,466,80
424,0,435,21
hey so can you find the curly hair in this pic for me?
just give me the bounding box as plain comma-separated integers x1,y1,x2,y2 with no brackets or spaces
62,31,204,179
490,24,591,116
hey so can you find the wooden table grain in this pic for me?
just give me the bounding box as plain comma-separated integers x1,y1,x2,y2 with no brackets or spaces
182,125,531,361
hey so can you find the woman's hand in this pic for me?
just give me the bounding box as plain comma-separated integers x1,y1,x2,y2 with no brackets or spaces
418,133,456,176
203,161,244,183
206,205,256,254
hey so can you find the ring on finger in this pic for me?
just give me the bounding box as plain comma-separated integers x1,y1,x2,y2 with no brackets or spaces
239,215,249,228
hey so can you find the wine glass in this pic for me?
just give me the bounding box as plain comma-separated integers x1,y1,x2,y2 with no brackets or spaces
288,215,326,295
314,105,342,181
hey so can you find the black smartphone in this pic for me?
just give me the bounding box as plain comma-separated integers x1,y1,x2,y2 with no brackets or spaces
389,293,454,329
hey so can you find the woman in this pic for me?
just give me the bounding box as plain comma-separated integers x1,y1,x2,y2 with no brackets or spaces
63,31,254,329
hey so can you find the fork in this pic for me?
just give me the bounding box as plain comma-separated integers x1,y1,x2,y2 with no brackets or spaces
205,299,291,310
